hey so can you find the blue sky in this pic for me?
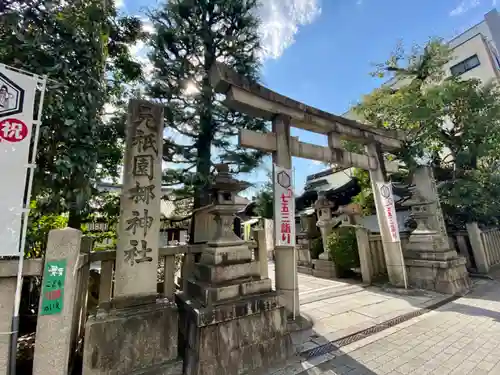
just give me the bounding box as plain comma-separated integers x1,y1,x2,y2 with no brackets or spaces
117,0,498,197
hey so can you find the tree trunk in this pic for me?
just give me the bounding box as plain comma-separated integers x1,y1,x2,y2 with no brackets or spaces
67,209,82,230
189,11,215,245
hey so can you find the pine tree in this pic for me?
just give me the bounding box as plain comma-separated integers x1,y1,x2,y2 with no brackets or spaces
148,0,267,214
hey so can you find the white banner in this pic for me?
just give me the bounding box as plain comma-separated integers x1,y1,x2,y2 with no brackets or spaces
376,182,400,242
0,65,39,256
273,164,295,247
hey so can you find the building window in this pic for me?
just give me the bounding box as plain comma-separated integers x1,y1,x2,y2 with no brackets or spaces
450,54,480,76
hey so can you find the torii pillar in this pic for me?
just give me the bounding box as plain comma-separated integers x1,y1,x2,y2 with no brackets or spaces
366,143,407,287
273,115,300,319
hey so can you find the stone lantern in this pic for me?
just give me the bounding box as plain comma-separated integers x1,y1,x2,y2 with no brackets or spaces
312,191,337,278
200,164,251,263
402,188,444,251
177,164,293,375
314,191,335,260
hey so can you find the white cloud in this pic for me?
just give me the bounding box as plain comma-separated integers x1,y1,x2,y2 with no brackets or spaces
257,0,322,59
139,17,156,35
449,0,480,16
129,19,156,80
128,2,321,65
115,0,125,8
102,102,118,123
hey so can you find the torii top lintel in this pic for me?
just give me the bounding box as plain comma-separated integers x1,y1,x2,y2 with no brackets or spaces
210,62,406,150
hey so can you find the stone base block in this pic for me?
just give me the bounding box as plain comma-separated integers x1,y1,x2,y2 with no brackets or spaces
287,314,314,353
297,265,313,275
194,261,260,283
312,269,336,279
297,261,312,267
312,259,337,279
199,244,253,265
177,292,293,375
83,298,179,375
405,256,471,294
186,277,272,305
405,249,458,262
297,249,311,264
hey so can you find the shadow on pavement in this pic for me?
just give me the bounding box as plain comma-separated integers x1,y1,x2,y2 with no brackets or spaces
278,315,381,375
297,352,379,375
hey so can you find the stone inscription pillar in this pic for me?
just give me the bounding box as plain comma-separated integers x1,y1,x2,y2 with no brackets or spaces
114,100,164,297
272,115,299,318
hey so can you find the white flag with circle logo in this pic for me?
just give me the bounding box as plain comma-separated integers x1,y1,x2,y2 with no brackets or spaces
376,182,400,242
0,65,40,256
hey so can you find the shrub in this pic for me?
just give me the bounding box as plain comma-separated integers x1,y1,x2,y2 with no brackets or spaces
326,228,360,271
310,237,323,259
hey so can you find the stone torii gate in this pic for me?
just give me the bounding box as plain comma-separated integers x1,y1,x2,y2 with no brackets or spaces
210,63,407,318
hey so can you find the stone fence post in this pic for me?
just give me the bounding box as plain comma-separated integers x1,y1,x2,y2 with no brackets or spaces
33,228,83,375
253,228,269,279
0,259,43,375
355,226,372,284
466,222,490,274
0,270,19,375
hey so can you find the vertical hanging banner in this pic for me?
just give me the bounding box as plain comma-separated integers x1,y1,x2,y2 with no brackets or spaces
0,65,40,256
376,182,400,242
273,164,295,247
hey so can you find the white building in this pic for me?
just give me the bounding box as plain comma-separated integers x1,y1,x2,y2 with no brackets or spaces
346,8,500,124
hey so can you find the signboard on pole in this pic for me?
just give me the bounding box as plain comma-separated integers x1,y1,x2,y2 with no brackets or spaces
273,164,295,247
376,182,400,242
0,65,40,256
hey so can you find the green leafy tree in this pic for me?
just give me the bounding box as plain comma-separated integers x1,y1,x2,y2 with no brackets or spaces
82,191,121,251
147,0,267,218
254,173,273,219
354,38,500,227
25,201,68,258
351,168,375,215
1,0,144,229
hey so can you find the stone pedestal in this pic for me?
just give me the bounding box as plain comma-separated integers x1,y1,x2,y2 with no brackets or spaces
312,191,339,279
405,230,471,294
403,166,471,294
177,291,292,375
177,165,293,375
83,101,181,375
296,234,313,276
296,236,312,266
83,298,181,375
312,259,337,279
314,222,337,279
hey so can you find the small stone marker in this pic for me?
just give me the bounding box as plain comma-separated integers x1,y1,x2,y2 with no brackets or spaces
40,259,66,315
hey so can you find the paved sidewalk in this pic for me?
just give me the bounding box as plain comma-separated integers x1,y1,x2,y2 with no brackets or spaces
268,262,451,349
265,278,500,375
